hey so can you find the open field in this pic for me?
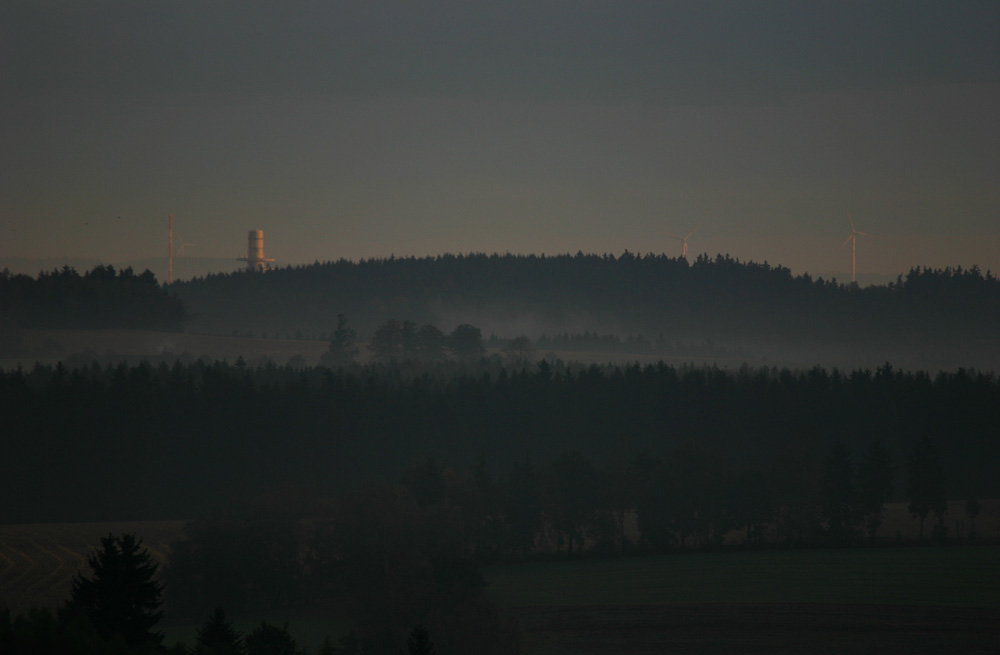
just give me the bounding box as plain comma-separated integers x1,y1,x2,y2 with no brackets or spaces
486,547,1000,655
508,603,1000,655
485,547,1000,608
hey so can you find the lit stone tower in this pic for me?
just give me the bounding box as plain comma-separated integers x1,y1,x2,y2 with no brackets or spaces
237,229,275,272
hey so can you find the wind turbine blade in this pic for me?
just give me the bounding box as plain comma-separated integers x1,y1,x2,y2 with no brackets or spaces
686,225,702,239
839,234,854,249
847,215,856,233
855,231,871,237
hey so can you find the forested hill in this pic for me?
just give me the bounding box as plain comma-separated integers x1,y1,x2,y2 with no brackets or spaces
0,265,186,331
174,253,999,371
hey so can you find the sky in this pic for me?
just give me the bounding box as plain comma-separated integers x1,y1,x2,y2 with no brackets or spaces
2,1,998,279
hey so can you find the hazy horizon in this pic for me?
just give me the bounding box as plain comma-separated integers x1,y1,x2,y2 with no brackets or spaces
3,2,998,277
0,251,933,289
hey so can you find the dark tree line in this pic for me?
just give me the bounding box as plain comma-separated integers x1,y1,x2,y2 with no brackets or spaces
0,441,965,654
0,435,960,654
164,468,522,654
160,438,950,648
1,359,996,526
0,265,186,331
172,253,1000,370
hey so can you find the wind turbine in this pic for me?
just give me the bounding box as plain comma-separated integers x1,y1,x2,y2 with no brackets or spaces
176,235,196,256
840,215,872,284
667,225,700,260
168,214,173,284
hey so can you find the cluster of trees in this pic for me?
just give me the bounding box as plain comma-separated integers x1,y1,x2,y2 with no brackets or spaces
2,358,997,525
173,253,1000,370
161,438,959,638
157,438,927,617
0,266,186,331
323,316,485,365
166,475,522,655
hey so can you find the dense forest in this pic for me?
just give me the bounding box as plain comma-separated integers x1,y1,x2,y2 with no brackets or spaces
2,359,995,526
173,253,1000,371
0,265,185,331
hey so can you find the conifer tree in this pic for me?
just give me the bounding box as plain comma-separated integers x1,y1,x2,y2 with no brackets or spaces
244,621,302,655
196,607,243,655
406,624,435,655
323,313,358,366
67,533,164,651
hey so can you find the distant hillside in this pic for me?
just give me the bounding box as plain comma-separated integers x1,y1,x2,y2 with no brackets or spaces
172,253,1000,372
0,257,103,277
0,265,186,332
121,256,248,283
1,256,245,283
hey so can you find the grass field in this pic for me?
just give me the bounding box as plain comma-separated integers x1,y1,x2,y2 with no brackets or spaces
484,546,1000,609
485,547,1000,654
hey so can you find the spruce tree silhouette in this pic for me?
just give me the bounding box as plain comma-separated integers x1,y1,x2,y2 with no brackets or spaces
405,624,435,655
197,607,243,655
67,532,164,650
244,621,302,655
322,313,359,366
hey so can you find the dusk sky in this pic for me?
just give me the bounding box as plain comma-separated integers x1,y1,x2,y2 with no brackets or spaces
2,1,998,279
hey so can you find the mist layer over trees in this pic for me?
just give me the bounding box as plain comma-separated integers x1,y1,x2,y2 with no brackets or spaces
2,359,995,525
172,253,1000,371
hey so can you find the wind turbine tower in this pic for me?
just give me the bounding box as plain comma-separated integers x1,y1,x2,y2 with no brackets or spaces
167,214,174,284
840,215,872,284
668,226,700,260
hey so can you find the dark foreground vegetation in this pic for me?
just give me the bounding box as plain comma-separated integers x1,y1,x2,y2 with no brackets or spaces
2,526,517,655
174,253,1000,370
2,352,997,653
3,492,999,653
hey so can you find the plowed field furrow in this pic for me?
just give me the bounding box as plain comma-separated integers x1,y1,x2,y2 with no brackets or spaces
0,549,37,607
24,537,71,592
0,546,17,570
57,544,86,566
